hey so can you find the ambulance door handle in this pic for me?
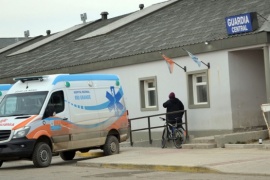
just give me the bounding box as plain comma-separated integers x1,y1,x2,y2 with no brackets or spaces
63,117,68,121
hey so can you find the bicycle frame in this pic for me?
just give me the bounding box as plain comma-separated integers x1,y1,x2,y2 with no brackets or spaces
164,120,177,139
160,117,184,149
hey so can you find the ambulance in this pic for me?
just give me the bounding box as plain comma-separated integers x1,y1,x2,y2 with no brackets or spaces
0,84,12,102
0,74,129,168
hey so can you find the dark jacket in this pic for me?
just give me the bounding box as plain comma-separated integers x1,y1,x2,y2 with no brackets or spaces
163,97,184,124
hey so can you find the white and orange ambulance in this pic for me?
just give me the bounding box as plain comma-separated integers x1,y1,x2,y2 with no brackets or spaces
0,74,129,168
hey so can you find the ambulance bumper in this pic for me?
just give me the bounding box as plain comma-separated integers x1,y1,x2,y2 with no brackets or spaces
0,138,36,160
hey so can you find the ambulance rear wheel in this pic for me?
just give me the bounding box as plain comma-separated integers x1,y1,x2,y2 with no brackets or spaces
103,135,119,155
0,160,3,167
32,142,52,168
60,150,76,161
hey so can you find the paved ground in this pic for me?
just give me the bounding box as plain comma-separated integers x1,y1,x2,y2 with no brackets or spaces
76,145,270,176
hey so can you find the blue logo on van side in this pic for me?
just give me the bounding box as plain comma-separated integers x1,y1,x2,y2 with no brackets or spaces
66,87,125,115
107,86,123,115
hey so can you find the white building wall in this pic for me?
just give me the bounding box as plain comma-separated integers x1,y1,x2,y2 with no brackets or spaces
185,50,233,131
86,49,234,132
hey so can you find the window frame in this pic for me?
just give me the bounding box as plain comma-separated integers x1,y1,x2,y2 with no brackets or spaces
49,90,65,114
187,69,210,109
139,76,158,111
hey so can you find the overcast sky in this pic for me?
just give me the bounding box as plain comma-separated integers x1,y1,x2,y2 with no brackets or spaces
1,0,166,38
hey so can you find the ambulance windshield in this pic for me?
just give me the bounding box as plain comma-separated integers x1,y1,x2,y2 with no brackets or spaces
0,91,48,117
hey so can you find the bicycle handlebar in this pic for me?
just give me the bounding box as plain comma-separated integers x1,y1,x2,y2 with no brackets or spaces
159,117,166,121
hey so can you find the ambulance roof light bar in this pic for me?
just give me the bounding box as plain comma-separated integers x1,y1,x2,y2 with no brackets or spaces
13,76,48,83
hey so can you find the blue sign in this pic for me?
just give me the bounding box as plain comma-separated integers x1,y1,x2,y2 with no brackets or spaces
225,12,258,35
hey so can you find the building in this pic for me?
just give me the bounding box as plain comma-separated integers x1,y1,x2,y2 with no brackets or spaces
0,0,270,136
0,38,27,49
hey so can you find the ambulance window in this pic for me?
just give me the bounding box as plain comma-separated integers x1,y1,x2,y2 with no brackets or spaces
0,97,16,115
50,91,64,114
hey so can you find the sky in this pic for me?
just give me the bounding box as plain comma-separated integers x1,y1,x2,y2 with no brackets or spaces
1,0,166,38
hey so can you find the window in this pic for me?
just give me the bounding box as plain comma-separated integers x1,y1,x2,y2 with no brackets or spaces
139,76,158,111
0,91,48,116
187,70,210,108
48,91,65,114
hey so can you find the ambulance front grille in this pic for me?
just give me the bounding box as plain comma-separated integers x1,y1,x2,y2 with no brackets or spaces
0,130,11,141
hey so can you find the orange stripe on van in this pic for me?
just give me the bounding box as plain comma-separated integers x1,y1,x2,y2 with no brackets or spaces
27,127,51,139
26,120,73,139
106,111,129,130
12,115,37,130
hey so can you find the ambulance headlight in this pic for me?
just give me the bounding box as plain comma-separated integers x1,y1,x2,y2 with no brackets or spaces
13,126,30,139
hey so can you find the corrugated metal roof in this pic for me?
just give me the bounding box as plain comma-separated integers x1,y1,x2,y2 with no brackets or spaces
8,23,92,56
0,38,26,50
0,40,26,54
76,0,177,40
258,14,270,32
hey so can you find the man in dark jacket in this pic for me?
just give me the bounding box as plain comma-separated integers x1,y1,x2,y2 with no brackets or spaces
163,92,184,125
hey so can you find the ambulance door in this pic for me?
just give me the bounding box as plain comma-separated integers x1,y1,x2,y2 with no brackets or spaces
44,90,71,151
66,86,101,149
94,81,122,144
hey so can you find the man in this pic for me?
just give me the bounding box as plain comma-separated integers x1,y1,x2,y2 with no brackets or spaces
163,92,184,126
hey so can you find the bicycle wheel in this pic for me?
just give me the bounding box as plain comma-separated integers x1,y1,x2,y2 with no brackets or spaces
161,127,167,148
178,128,186,144
173,129,183,149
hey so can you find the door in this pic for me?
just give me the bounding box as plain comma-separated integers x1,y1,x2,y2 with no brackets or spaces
65,85,101,149
44,90,71,151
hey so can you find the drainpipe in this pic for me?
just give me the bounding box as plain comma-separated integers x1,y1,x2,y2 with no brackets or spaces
263,46,270,124
263,46,270,104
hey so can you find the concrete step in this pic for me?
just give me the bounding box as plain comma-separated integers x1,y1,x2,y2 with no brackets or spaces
122,136,218,149
189,137,215,144
182,143,217,149
183,136,217,149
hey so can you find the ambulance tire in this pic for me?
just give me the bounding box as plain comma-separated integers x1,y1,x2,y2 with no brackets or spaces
60,150,76,161
0,160,3,167
103,135,119,156
32,142,52,168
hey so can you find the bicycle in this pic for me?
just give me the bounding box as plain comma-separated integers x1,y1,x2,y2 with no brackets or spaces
160,117,185,149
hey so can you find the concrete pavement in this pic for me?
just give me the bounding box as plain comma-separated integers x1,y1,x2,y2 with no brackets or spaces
76,145,270,176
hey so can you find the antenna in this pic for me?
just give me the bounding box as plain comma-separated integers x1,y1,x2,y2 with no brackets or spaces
24,30,30,38
80,13,87,24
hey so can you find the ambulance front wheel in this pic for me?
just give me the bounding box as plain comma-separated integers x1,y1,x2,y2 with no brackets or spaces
32,142,52,168
103,135,119,155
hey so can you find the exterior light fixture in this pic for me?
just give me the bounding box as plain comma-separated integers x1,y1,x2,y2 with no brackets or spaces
65,82,70,88
116,80,120,86
204,41,209,45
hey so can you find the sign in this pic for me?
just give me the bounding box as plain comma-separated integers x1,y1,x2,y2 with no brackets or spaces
225,12,258,35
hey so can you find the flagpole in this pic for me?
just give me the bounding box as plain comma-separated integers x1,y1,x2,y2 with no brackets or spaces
201,61,210,69
174,62,186,72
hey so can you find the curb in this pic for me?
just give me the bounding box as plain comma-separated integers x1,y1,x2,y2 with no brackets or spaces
225,143,270,149
76,162,221,174
76,151,104,158
74,148,270,176
76,161,270,176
